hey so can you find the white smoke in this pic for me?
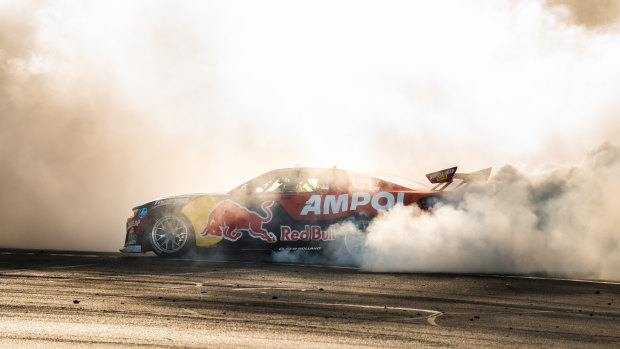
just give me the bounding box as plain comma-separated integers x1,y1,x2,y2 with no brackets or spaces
361,142,620,280
2,0,620,258
271,250,326,264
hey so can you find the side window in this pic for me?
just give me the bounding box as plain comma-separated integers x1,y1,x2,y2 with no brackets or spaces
349,175,380,191
248,178,281,193
300,178,320,192
260,177,296,193
324,173,350,191
264,178,284,192
264,177,322,193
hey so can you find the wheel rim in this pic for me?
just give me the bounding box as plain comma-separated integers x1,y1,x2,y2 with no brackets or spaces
344,219,369,256
151,215,189,254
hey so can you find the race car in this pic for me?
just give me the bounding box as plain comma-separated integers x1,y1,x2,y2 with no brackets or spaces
121,166,490,257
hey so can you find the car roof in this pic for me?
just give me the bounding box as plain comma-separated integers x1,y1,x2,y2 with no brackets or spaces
253,167,380,180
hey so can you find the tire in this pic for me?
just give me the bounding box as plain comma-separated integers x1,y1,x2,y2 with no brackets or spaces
342,216,371,256
323,214,372,263
148,213,194,257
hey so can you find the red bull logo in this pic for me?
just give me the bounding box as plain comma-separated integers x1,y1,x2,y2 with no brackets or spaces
199,200,276,243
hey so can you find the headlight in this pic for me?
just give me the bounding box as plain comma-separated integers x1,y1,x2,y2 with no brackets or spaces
129,208,139,219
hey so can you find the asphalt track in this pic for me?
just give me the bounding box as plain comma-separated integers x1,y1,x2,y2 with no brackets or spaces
1,250,619,348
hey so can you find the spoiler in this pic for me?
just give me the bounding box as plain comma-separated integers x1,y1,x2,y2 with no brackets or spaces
426,166,491,191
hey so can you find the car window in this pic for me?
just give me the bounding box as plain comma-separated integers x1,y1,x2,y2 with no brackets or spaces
264,179,283,192
300,178,319,192
349,174,380,191
251,178,281,193
232,169,356,195
261,177,323,193
321,173,350,191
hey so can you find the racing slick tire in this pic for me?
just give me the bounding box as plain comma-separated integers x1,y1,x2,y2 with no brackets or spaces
342,215,371,257
147,212,195,257
323,214,372,263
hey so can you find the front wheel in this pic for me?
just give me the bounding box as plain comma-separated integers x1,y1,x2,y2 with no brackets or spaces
148,214,194,257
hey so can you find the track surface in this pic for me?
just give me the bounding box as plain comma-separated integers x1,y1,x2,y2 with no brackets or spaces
1,250,619,348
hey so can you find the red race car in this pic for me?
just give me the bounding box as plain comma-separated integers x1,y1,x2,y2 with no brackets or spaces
121,166,490,257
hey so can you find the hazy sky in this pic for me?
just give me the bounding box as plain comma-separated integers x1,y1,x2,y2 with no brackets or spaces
1,0,619,252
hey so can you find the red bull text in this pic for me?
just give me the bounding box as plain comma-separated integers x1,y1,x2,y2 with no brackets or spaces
280,225,336,242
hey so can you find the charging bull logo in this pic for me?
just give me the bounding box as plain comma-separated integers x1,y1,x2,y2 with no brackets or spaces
199,200,276,243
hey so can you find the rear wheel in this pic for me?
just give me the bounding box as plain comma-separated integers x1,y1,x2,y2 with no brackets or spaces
148,214,194,257
343,217,371,256
323,215,372,264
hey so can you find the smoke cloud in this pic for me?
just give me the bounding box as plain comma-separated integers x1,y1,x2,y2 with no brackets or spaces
0,1,297,251
362,143,620,280
0,0,619,280
547,0,620,30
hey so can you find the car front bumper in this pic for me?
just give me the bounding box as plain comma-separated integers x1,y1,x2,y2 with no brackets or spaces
120,245,142,253
120,232,143,253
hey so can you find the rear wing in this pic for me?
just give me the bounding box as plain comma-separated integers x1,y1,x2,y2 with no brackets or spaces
426,166,491,191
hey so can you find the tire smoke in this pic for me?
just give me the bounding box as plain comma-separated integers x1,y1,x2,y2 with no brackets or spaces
362,143,620,280
1,0,620,267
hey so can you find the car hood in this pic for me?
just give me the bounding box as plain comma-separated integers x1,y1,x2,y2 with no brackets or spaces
133,192,228,210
